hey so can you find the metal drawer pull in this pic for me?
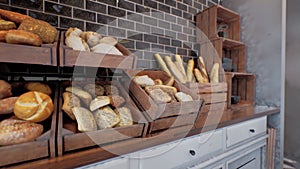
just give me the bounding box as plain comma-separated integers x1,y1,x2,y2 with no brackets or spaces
189,150,196,156
249,129,255,133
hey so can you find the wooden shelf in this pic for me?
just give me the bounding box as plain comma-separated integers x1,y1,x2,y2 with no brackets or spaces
222,38,245,48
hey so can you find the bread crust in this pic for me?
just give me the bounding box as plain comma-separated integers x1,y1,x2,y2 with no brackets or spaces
0,97,18,115
0,9,31,24
0,30,8,41
6,30,42,46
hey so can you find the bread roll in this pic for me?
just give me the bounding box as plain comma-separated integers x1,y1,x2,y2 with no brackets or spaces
0,97,18,115
72,107,97,132
80,31,102,48
62,92,81,120
133,75,155,87
0,9,31,24
65,35,90,52
0,119,43,146
154,79,163,85
91,43,123,55
165,76,174,86
99,36,118,46
164,56,187,83
115,107,133,127
0,80,12,99
146,85,177,95
65,87,92,107
210,63,219,83
66,27,83,37
154,53,171,76
14,91,54,122
93,106,120,129
109,95,125,108
0,19,16,30
83,83,105,97
186,59,195,82
175,92,193,102
145,88,172,103
0,30,8,41
104,85,119,95
25,82,52,95
90,96,110,111
6,30,42,46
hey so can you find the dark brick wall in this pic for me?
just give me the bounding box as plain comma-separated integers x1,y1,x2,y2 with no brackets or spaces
0,0,220,69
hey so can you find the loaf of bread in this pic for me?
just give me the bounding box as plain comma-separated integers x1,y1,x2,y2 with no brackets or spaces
175,92,193,102
80,31,102,48
145,85,177,102
210,63,219,83
90,96,110,111
65,35,90,52
0,19,16,30
99,36,118,46
164,56,187,83
154,79,163,85
62,92,81,120
0,119,43,146
133,75,155,87
109,95,125,108
186,59,195,82
115,107,133,127
0,80,12,99
194,68,206,83
0,97,18,115
6,30,42,46
14,91,54,122
83,83,104,97
198,56,209,80
66,27,83,37
25,82,52,95
93,106,120,129
104,85,119,95
165,76,174,86
0,9,31,24
91,43,123,55
72,107,97,132
154,53,172,76
65,87,92,107
175,54,187,77
145,88,172,103
0,30,8,41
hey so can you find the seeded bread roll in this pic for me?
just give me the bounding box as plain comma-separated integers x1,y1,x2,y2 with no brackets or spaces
133,75,155,87
6,30,42,46
65,87,92,107
0,97,18,115
25,82,52,95
90,96,110,111
109,95,125,108
0,119,43,146
72,107,97,132
62,92,81,120
83,83,105,97
93,106,120,129
115,107,133,127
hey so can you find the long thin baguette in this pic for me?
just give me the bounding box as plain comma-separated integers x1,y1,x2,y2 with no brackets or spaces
210,63,219,83
194,68,207,83
198,56,209,80
174,54,186,77
174,61,187,82
154,53,172,76
186,59,195,82
164,56,187,83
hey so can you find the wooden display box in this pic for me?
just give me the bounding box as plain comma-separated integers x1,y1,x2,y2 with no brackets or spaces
225,72,255,110
125,70,204,134
0,33,59,66
196,5,240,42
57,80,147,156
0,81,58,167
59,32,137,69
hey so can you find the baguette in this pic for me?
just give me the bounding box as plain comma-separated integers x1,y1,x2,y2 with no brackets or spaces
194,68,207,83
174,54,186,77
66,87,92,107
72,107,97,132
6,30,42,46
154,53,172,76
186,59,196,83
198,56,209,79
164,56,187,83
210,63,219,83
90,96,110,111
174,61,187,81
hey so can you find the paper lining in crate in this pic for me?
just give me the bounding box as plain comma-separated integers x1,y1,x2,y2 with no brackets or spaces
57,80,147,156
125,70,204,134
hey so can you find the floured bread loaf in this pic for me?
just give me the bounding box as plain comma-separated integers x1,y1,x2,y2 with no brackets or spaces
93,106,120,129
65,27,83,37
91,43,123,55
99,36,118,46
72,107,97,132
65,35,90,52
115,107,133,127
90,96,110,111
145,88,172,103
62,92,81,120
175,92,193,102
133,75,155,87
145,85,177,102
80,31,102,48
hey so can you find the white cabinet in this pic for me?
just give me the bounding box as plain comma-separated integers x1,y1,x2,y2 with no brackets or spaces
78,156,130,169
227,149,261,169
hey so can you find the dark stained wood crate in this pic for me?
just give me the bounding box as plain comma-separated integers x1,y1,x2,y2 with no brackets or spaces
125,70,204,134
57,80,147,156
0,81,58,167
59,32,137,69
0,33,59,66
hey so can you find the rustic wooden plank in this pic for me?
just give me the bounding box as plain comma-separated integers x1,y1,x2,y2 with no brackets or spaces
238,78,246,100
209,5,218,39
225,73,233,108
200,93,227,104
196,13,203,43
202,10,209,39
246,75,255,104
238,45,246,72
186,82,227,93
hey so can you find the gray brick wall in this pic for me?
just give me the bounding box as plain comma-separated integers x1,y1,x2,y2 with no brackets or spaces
0,0,220,69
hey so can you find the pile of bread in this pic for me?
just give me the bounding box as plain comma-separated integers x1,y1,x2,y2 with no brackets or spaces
62,82,133,132
133,75,194,103
65,27,123,55
0,9,57,46
0,81,54,146
154,54,219,84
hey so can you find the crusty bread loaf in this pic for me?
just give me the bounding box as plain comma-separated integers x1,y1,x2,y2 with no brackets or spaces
0,9,31,24
194,68,207,83
115,107,133,127
164,56,187,83
80,31,102,48
210,63,219,83
175,92,193,102
0,80,12,99
109,95,125,108
0,30,8,41
0,19,16,30
91,43,123,55
99,36,118,46
145,88,172,103
65,35,90,51
83,83,104,97
175,54,187,77
65,87,92,107
93,106,120,129
25,82,52,95
0,119,43,146
14,91,54,122
145,85,177,102
90,96,110,111
154,53,172,76
0,97,18,115
6,30,42,46
104,85,119,95
133,75,155,87
186,59,195,82
66,27,83,37
72,107,97,132
62,92,81,120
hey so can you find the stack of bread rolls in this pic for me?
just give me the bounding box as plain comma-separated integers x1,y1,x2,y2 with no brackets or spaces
0,9,58,46
65,27,123,56
62,81,133,132
154,54,220,84
0,80,54,146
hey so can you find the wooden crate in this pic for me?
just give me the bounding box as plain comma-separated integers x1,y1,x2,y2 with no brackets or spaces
225,72,255,110
59,32,137,69
0,81,58,167
57,80,147,156
125,70,204,134
196,5,240,42
0,33,59,66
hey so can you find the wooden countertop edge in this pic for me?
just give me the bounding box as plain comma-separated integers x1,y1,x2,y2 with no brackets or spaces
9,107,280,169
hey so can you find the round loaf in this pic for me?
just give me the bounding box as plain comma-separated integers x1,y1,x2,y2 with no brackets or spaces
14,91,54,122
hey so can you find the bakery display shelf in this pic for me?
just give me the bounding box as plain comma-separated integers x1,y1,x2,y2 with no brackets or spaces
59,32,137,69
57,80,148,156
0,80,58,167
125,70,204,134
0,32,59,66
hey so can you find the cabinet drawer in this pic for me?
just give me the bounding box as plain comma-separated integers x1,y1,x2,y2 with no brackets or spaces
226,117,266,147
80,157,129,169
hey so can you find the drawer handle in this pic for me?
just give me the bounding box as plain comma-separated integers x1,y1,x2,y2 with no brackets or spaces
249,129,256,133
189,150,196,156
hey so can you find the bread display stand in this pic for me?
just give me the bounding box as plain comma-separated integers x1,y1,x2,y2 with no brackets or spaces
0,32,59,66
57,80,147,156
59,32,137,69
0,81,58,167
125,70,204,134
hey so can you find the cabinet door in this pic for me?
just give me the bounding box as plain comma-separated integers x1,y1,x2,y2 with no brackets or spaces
187,163,224,169
79,156,130,169
227,149,261,169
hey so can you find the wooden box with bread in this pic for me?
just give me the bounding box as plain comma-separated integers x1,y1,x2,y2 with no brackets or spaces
57,79,147,156
0,80,58,167
59,28,137,69
125,70,204,134
0,9,59,66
